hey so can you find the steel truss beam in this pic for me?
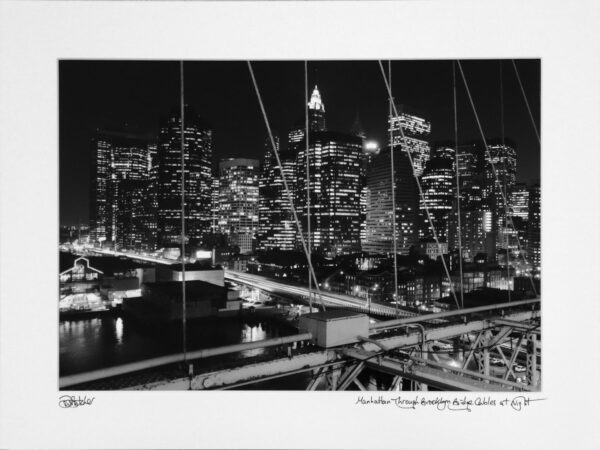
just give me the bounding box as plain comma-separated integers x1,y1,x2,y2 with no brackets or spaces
363,356,514,391
122,310,539,391
363,310,539,356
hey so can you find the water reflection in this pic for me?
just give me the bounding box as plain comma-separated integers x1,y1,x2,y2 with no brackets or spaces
60,315,296,377
115,317,123,344
240,323,267,358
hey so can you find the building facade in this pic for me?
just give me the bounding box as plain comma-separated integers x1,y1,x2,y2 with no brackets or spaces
527,184,541,270
447,143,486,261
483,141,517,250
418,146,455,243
218,158,260,254
295,131,363,256
257,136,297,251
155,106,212,247
363,146,418,255
388,105,431,177
89,130,151,247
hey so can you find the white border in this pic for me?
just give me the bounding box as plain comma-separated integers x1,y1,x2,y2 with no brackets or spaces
1,1,599,449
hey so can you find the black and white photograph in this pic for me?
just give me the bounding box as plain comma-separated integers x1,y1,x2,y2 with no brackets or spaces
1,1,600,449
58,59,541,391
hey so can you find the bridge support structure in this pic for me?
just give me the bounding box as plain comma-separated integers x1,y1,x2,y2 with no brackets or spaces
60,301,540,391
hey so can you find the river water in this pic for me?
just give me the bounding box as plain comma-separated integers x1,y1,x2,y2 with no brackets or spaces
59,313,312,388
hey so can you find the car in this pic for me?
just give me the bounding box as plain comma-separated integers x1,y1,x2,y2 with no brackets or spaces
514,364,526,373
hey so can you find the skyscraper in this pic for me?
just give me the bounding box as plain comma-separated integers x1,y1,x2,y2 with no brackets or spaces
89,133,112,242
257,136,296,251
508,182,530,254
363,146,418,255
307,85,326,132
418,147,455,243
388,105,431,177
287,85,328,148
155,106,212,247
89,130,150,246
210,175,220,234
108,136,149,245
510,183,530,221
218,158,260,255
115,179,154,251
527,184,540,269
350,112,375,248
483,141,517,247
296,131,363,256
447,143,486,261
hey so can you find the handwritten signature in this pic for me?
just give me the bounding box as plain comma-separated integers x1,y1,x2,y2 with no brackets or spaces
355,395,545,412
58,395,95,408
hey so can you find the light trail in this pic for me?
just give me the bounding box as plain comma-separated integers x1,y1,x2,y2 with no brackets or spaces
225,270,415,318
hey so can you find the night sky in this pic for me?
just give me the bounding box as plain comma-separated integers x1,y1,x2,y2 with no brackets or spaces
59,59,540,226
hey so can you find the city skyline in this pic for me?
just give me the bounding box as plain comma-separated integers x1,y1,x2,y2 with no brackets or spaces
59,59,540,226
58,61,542,394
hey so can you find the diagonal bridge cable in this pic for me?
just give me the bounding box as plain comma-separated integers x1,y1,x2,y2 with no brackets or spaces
511,60,541,144
304,61,313,312
247,61,326,311
457,60,538,297
378,60,461,311
452,61,465,309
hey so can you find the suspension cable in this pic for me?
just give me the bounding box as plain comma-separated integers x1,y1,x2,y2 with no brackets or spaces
511,60,541,144
389,61,400,318
247,62,326,310
305,61,312,311
452,61,465,309
456,60,538,297
378,61,461,310
500,61,512,302
180,61,187,361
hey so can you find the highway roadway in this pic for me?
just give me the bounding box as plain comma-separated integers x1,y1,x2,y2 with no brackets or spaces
82,248,416,318
224,269,415,318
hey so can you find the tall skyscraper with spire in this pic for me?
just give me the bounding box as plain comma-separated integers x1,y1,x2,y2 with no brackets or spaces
307,85,326,132
290,86,363,256
288,85,328,148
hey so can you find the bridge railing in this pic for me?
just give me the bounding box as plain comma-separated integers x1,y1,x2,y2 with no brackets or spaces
60,332,312,389
369,298,540,331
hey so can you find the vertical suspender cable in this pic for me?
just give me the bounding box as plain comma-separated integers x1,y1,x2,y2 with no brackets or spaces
247,62,326,311
305,61,312,311
457,60,538,297
453,61,465,309
180,61,187,361
500,61,512,302
389,61,399,318
379,61,460,310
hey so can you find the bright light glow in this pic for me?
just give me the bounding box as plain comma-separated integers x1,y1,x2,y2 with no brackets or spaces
308,85,325,111
365,141,379,151
196,250,212,259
